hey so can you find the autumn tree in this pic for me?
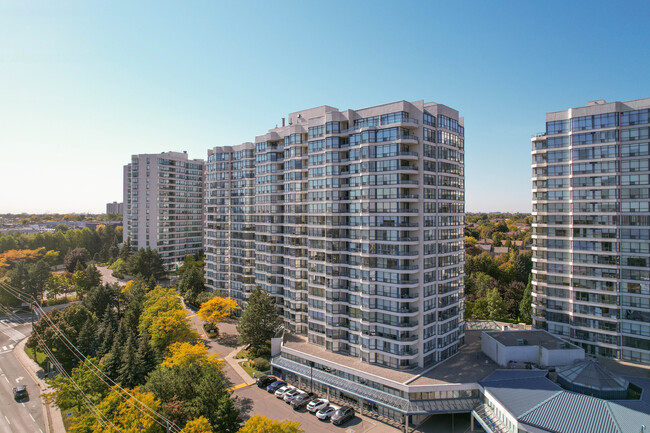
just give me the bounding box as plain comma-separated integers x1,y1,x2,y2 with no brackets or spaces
161,342,223,370
149,309,198,354
198,296,240,330
183,416,212,433
239,415,304,433
237,287,282,358
64,248,90,272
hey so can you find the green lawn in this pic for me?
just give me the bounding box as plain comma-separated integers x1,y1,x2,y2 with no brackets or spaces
235,349,249,360
239,361,262,378
24,346,48,368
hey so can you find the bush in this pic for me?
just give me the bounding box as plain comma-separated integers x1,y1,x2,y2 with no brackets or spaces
252,357,270,372
203,322,219,338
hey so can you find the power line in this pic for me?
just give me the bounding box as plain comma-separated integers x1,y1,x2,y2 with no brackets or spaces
0,280,182,432
0,304,118,431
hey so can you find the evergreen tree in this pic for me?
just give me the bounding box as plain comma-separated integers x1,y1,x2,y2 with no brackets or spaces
237,287,283,358
519,275,533,324
134,332,157,385
119,237,133,262
117,334,138,388
77,317,98,357
96,308,118,358
486,288,508,321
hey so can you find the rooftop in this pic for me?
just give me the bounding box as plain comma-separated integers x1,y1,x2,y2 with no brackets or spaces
282,330,498,386
484,329,578,351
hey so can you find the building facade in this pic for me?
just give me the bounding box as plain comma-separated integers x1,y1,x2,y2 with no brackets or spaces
531,98,650,364
123,151,204,270
204,143,256,297
106,201,123,214
205,100,465,370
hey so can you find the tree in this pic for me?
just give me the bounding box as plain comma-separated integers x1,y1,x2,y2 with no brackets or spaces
138,287,182,334
75,386,164,433
28,304,96,371
237,287,282,358
179,266,205,305
83,283,119,319
64,248,89,273
120,237,133,261
183,416,212,433
239,415,304,433
161,342,223,371
49,358,107,411
198,297,240,329
148,309,198,354
144,360,239,432
519,275,533,324
127,247,165,282
486,288,508,321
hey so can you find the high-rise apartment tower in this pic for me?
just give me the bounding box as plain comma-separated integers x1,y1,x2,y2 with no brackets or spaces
205,100,465,369
531,98,650,364
123,151,204,270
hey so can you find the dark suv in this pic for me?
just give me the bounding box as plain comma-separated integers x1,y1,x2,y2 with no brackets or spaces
256,376,277,389
331,406,355,425
13,385,28,401
266,380,286,393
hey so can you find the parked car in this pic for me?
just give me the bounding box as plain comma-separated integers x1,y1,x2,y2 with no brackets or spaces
13,385,28,401
274,385,295,398
316,405,337,420
291,392,316,410
306,398,329,413
266,380,286,393
331,406,355,425
283,388,304,403
257,376,277,389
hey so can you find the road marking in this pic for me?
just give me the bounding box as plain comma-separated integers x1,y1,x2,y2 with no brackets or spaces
0,321,26,342
3,376,9,384
4,415,9,425
16,376,24,383
226,383,251,392
29,413,36,422
1,346,5,351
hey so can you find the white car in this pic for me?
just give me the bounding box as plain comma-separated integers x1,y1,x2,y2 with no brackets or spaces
283,389,304,403
307,398,329,413
316,405,338,420
274,385,295,399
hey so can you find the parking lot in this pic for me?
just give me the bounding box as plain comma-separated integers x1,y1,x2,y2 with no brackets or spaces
233,383,402,433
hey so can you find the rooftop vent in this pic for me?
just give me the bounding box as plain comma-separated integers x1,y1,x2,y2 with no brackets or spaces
557,341,568,349
588,99,607,106
516,338,528,346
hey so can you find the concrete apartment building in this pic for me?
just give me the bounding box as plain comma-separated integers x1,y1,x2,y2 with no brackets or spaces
123,151,204,270
205,100,466,370
106,201,123,214
531,98,650,365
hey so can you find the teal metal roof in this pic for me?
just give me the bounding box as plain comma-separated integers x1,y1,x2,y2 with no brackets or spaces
481,376,562,417
519,392,650,433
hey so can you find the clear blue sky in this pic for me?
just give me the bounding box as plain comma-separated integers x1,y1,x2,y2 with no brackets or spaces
1,1,649,213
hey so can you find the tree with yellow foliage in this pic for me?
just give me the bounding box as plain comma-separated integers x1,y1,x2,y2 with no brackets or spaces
238,415,303,433
161,342,223,371
182,416,212,433
148,309,198,354
198,296,240,329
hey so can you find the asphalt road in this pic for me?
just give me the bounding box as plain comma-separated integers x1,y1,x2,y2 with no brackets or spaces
0,316,45,433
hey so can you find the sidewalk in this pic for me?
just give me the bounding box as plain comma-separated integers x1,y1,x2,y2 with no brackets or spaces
180,298,256,388
224,344,257,387
13,338,66,433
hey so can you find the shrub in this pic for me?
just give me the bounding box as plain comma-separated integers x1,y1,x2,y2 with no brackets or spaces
252,357,270,372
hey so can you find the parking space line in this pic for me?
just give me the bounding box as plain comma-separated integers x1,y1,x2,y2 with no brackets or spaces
227,383,251,392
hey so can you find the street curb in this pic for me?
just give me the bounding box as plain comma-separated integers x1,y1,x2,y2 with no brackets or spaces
13,337,66,433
